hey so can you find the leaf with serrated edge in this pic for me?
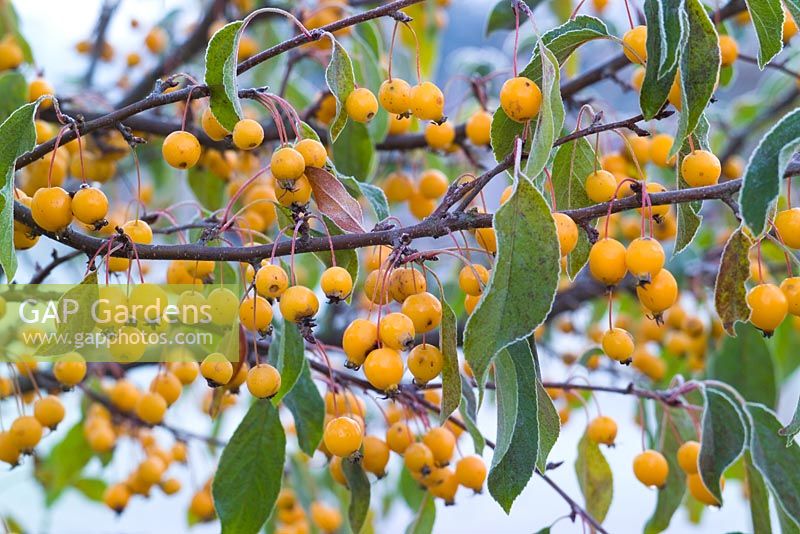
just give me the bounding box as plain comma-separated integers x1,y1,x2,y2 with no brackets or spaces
212,401,285,534
698,385,747,504
305,167,365,233
325,36,356,143
575,431,613,523
714,226,753,334
740,108,800,236
204,21,243,131
488,341,539,513
463,176,560,398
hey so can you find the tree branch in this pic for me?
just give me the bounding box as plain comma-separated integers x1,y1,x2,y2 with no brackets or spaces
84,0,122,87
17,0,424,170
16,152,799,265
235,0,425,74
118,0,228,106
559,0,744,101
28,249,84,284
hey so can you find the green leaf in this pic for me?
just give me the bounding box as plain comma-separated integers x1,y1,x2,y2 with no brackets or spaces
188,166,226,211
358,182,390,221
73,478,107,502
745,0,785,68
669,0,720,158
404,493,436,534
698,386,747,504
674,201,702,255
212,401,285,534
640,0,683,119
485,0,545,36
0,101,39,281
740,108,800,236
780,394,800,446
488,341,540,513
0,72,27,123
34,423,94,505
333,122,375,181
271,319,305,404
350,26,388,144
747,402,800,526
708,323,777,407
204,21,244,131
551,137,595,278
283,359,324,456
575,431,613,524
644,406,695,534
299,121,321,143
325,36,356,143
439,297,460,424
524,42,565,178
35,272,99,356
400,466,426,510
744,451,773,534
463,177,560,395
779,506,800,534
578,347,603,368
491,16,610,160
339,173,389,221
354,19,383,59
655,0,684,75
713,226,753,335
459,376,485,454
535,376,560,473
342,459,371,534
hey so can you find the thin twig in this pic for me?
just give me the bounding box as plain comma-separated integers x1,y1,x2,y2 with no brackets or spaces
84,0,121,87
